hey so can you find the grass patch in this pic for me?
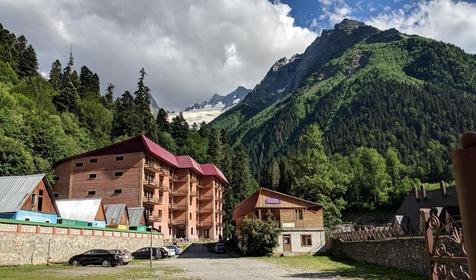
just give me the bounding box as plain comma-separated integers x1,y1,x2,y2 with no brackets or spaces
0,261,197,280
259,256,425,280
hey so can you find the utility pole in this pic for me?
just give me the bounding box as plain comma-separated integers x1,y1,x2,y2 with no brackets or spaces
149,226,153,269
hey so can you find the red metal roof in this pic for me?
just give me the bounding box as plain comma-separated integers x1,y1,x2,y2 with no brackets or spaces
54,134,227,183
176,155,203,174
141,136,179,167
200,163,228,183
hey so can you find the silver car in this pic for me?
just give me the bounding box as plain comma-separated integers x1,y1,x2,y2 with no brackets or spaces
162,245,177,257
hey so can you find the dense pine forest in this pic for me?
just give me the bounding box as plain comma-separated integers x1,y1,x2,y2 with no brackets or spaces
0,23,257,234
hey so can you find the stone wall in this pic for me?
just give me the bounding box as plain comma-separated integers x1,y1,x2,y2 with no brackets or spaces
0,230,164,265
329,237,429,275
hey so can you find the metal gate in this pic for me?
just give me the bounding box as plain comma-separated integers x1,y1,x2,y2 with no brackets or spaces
421,208,470,279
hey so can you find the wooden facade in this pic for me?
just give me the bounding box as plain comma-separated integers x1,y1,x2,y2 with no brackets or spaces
233,188,325,255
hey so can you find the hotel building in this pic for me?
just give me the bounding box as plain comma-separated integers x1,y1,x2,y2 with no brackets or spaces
52,135,226,240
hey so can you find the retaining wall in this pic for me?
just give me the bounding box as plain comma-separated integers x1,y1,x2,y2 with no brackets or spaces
0,221,164,265
329,237,429,275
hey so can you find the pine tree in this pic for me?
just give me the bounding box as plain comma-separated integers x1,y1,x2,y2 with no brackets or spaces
79,65,100,98
169,113,189,148
112,91,138,138
102,83,115,109
156,108,169,132
49,59,62,91
207,128,221,161
133,68,157,136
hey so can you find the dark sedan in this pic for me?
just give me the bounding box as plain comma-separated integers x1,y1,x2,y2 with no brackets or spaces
132,247,163,259
69,249,122,267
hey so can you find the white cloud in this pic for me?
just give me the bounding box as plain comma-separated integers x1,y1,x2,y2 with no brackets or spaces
367,0,476,54
0,0,316,110
318,0,353,25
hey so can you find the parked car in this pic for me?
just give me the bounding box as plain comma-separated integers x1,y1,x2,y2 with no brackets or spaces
164,245,182,255
132,247,162,260
159,247,169,258
111,249,133,265
69,249,122,267
162,246,176,257
214,243,225,254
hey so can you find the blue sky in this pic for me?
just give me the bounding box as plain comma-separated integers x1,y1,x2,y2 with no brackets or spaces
277,0,476,32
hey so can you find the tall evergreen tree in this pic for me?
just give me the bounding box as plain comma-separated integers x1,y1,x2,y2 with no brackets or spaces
133,68,156,136
207,128,221,162
102,83,115,109
169,113,189,148
48,59,62,91
79,65,100,98
111,91,137,138
156,108,169,132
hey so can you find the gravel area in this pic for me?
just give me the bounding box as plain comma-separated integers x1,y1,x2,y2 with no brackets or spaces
161,243,340,280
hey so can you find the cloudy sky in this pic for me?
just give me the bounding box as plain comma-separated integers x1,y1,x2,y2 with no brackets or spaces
0,0,475,110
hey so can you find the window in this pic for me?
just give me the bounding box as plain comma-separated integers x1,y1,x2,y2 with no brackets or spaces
169,227,172,235
158,226,162,233
114,189,122,194
90,158,97,163
31,193,36,208
38,190,43,211
301,235,312,247
295,209,304,220
191,227,194,235
87,190,96,196
116,156,124,161
189,213,192,220
115,171,123,177
89,173,97,179
190,196,192,206
53,193,58,198
75,162,83,167
53,176,59,181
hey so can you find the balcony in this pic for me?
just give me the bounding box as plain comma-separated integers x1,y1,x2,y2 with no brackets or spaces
144,161,160,173
142,195,161,205
170,189,188,196
190,190,197,196
197,221,212,228
147,215,162,222
143,179,158,189
198,208,213,214
198,184,211,189
197,195,213,201
170,175,188,183
169,204,187,211
169,218,186,226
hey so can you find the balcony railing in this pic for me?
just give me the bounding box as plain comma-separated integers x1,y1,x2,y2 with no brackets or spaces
197,195,213,201
198,208,213,214
168,218,186,226
169,204,187,211
170,189,188,196
144,161,160,172
197,221,213,228
147,215,162,222
143,179,158,189
142,195,161,205
170,175,188,183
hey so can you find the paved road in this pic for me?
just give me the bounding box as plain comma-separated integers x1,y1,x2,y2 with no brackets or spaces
161,243,340,280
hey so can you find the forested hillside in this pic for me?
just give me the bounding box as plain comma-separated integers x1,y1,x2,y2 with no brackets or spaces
0,23,257,234
212,19,476,225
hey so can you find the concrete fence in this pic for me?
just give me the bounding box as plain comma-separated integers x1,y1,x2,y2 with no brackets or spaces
0,220,164,265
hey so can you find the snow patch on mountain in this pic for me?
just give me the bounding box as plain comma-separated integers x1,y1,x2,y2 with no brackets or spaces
170,86,251,124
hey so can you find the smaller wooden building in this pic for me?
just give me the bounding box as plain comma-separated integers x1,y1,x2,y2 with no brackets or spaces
105,204,129,230
0,174,59,223
233,188,325,255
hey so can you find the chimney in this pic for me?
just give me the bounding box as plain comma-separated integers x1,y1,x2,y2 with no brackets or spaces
415,186,420,200
420,184,427,199
440,181,447,197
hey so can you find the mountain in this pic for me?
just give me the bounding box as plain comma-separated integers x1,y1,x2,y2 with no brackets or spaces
150,95,160,117
171,86,251,124
212,19,476,184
